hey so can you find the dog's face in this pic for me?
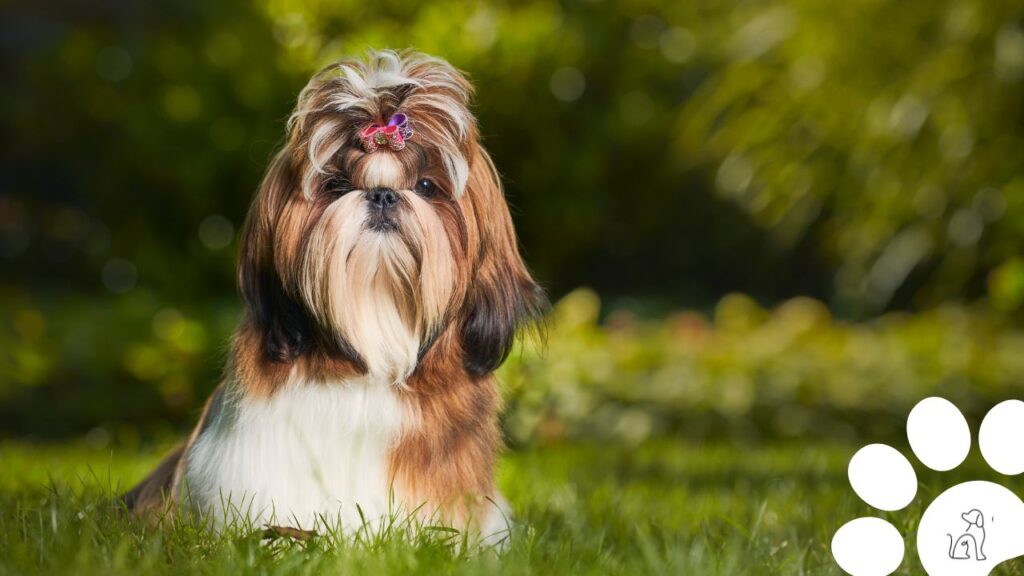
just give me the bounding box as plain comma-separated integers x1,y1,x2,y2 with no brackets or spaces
237,51,545,383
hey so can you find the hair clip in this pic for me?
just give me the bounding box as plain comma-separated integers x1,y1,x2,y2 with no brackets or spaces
359,112,414,153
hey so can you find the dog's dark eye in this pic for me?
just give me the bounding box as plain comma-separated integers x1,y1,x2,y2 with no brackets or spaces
327,174,353,196
414,178,437,197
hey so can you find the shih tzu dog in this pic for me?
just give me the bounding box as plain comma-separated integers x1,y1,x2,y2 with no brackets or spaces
124,49,546,542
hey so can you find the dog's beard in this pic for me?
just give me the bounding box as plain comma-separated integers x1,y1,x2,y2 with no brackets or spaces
301,190,455,382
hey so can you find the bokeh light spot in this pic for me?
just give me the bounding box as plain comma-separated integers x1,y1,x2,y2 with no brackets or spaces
101,258,137,294
198,214,234,250
716,154,754,196
95,46,133,83
550,67,585,102
630,15,664,50
996,25,1024,81
659,27,696,63
163,85,202,122
948,209,983,247
152,308,186,341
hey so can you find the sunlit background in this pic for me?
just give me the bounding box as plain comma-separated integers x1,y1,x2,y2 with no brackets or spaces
3,0,1024,447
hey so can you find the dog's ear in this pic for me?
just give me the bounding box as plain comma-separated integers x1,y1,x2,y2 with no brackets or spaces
962,509,983,527
237,150,313,363
459,145,548,376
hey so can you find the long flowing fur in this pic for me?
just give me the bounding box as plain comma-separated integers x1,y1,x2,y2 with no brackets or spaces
125,49,547,538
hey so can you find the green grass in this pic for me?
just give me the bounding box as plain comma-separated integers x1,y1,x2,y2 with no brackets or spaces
1,439,1023,575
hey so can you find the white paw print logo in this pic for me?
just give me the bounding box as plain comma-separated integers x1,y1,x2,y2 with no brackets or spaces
832,398,1024,576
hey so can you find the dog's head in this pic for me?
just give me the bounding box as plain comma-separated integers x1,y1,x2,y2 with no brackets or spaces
962,509,984,528
238,50,546,383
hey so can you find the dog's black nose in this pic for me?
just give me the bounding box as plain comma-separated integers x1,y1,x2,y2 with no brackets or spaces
367,187,399,210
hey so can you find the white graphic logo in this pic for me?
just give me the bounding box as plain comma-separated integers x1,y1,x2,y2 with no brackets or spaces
831,398,1024,576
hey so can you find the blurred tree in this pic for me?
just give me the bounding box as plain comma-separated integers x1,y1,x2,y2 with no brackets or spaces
675,0,1024,316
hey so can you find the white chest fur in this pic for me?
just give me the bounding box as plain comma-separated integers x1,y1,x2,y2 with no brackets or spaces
183,378,411,531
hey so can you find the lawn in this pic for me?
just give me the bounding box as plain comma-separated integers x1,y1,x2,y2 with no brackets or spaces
3,439,1023,575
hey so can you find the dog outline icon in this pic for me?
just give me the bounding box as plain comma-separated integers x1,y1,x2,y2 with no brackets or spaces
947,509,987,561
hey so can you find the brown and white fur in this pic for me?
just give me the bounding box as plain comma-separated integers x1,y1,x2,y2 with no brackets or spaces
123,50,546,543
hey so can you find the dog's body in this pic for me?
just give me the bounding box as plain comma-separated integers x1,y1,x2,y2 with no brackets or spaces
124,50,545,541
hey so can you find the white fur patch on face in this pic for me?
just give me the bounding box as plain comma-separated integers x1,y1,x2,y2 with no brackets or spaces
361,154,404,190
299,189,455,382
300,193,415,381
183,375,413,531
337,231,421,381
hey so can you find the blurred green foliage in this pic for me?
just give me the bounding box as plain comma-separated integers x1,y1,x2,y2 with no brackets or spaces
504,289,1024,446
3,0,1024,437
4,286,1023,444
675,0,1024,316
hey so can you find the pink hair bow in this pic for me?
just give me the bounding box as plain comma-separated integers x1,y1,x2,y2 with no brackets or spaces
359,112,414,153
